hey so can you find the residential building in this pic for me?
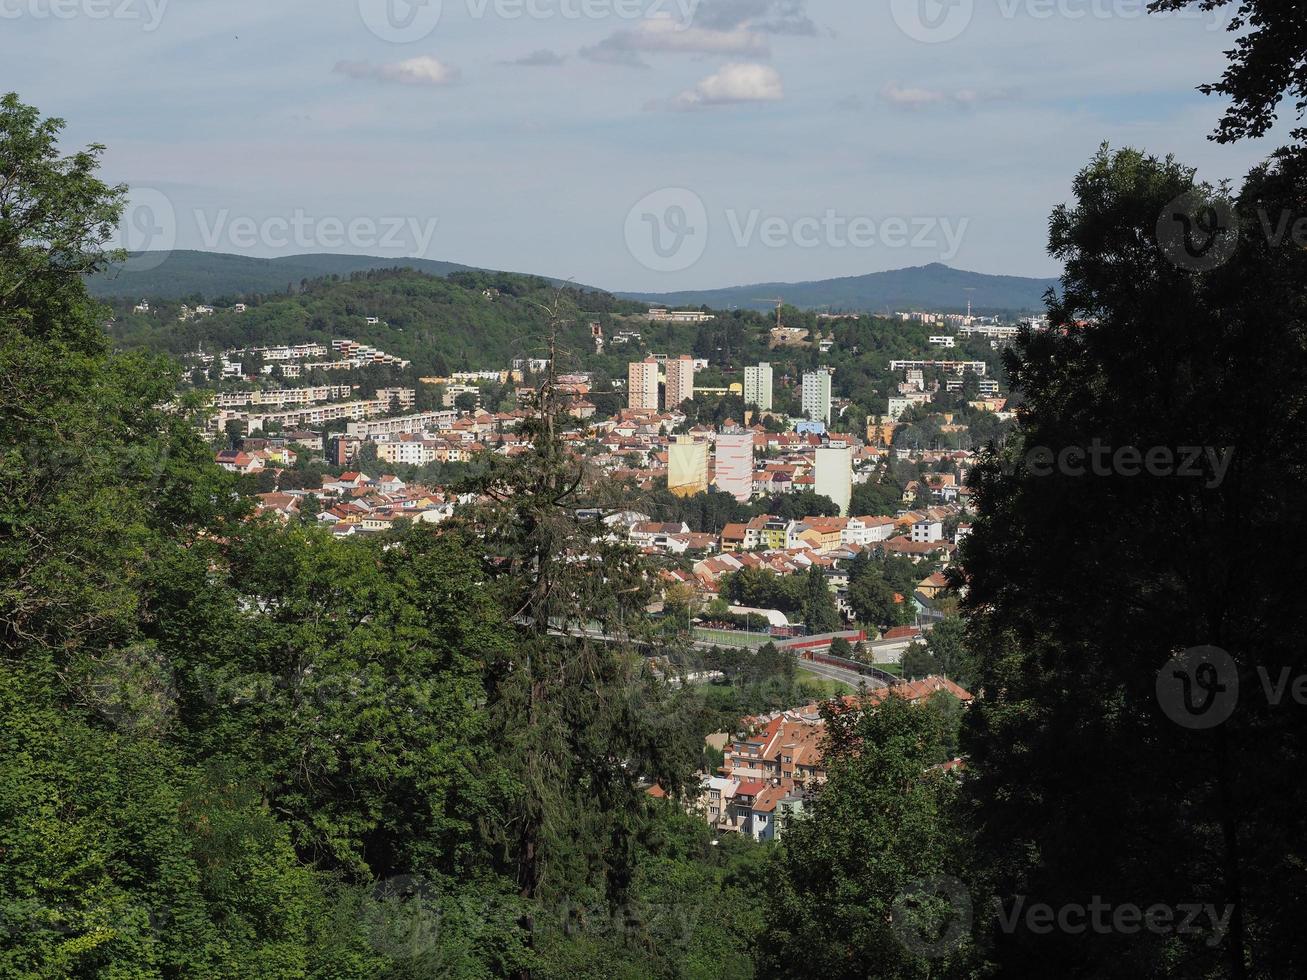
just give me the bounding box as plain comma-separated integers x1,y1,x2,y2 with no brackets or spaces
714,431,754,502
801,368,833,424
814,445,853,516
345,410,457,439
665,355,695,408
668,438,709,497
744,362,774,410
628,357,660,411
911,519,945,543
648,308,715,323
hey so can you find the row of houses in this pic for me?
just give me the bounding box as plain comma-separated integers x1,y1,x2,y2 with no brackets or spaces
658,676,974,841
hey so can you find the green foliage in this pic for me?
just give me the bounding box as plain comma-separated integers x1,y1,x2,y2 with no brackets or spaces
801,566,841,634
719,567,804,615
761,694,974,978
0,95,772,980
849,477,903,517
103,268,646,377
961,144,1307,976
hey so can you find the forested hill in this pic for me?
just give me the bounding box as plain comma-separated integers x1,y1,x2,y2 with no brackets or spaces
625,262,1059,314
88,250,609,301
104,268,645,375
87,250,488,300
90,251,1057,314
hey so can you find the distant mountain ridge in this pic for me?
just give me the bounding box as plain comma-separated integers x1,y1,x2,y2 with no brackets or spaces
623,263,1058,314
87,251,598,301
89,251,1058,313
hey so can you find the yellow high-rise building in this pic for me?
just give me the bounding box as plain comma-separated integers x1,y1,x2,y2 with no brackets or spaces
668,438,709,497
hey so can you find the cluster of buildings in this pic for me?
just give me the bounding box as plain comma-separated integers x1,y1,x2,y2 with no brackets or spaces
212,387,418,437
625,355,840,431
627,355,698,411
249,471,465,537
191,338,410,384
656,676,974,841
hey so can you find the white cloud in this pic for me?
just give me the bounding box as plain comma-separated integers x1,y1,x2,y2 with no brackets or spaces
505,49,567,67
881,82,1000,110
582,19,769,66
669,62,783,109
333,56,460,86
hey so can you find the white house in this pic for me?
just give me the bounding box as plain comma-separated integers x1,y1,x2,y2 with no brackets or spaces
911,519,944,543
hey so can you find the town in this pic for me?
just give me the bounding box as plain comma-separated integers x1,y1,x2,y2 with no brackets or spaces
169,300,1013,839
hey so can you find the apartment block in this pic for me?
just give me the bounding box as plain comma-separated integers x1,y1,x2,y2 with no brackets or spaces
744,362,774,410
628,357,660,411
801,368,833,424
665,355,695,408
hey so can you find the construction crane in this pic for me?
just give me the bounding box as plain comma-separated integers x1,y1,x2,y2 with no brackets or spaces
754,297,786,330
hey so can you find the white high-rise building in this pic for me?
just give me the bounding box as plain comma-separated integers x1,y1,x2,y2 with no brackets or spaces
802,369,833,424
714,431,754,502
628,358,660,410
744,362,774,411
814,445,853,516
665,355,695,409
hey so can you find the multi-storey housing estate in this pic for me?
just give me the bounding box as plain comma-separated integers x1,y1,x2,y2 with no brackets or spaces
628,357,660,411
744,362,774,410
801,368,833,424
664,355,695,408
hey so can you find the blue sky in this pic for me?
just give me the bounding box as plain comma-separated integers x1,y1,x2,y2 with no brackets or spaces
3,0,1288,291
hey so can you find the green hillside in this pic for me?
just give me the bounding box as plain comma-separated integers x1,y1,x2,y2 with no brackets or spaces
103,267,1015,434
103,268,648,376
87,250,612,301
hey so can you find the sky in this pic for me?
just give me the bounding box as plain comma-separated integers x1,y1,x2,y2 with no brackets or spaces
3,0,1291,292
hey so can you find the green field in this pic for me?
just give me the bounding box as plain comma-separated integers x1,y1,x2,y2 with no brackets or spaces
796,669,856,697
692,627,774,649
